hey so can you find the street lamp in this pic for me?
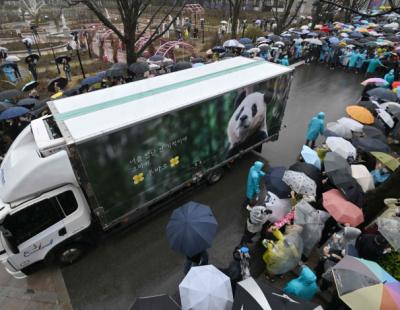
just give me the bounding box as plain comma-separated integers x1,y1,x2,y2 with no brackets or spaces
48,36,60,74
30,25,41,56
71,31,86,79
200,18,205,44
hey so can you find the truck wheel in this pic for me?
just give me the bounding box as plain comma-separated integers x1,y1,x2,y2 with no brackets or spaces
57,243,86,266
206,168,223,184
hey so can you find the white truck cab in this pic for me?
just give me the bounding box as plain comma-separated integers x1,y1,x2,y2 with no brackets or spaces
0,116,91,277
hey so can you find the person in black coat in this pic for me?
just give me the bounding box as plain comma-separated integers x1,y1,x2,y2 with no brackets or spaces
355,233,391,261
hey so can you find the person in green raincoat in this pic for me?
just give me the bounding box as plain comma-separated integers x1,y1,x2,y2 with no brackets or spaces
364,56,386,75
384,69,395,87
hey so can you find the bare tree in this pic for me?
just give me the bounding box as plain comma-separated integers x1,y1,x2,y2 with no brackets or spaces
228,0,244,38
318,0,400,17
67,0,186,64
20,0,46,25
271,0,304,34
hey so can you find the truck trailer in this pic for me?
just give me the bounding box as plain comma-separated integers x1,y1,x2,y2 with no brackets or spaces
0,57,293,278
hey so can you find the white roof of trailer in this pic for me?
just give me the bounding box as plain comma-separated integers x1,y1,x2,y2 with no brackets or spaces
49,57,292,144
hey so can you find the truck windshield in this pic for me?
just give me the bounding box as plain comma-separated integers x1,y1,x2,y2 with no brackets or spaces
43,116,62,140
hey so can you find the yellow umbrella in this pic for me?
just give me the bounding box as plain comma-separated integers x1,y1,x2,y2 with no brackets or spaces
346,105,375,125
370,152,400,171
50,91,64,99
357,28,369,33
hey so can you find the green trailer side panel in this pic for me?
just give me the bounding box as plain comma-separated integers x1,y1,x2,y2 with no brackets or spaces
76,73,292,227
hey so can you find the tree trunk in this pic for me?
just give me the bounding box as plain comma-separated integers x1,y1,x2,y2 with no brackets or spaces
230,1,241,38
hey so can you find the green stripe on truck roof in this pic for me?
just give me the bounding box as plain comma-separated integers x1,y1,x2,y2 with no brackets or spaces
55,60,267,121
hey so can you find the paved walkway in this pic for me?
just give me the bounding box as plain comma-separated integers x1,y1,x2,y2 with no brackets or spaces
0,267,72,310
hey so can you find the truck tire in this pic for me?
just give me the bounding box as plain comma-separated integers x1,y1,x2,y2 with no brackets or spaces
206,168,223,184
56,243,86,266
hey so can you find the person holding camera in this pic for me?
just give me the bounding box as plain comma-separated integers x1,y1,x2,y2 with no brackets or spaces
241,205,272,244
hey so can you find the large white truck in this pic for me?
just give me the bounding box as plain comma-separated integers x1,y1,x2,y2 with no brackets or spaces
0,57,293,278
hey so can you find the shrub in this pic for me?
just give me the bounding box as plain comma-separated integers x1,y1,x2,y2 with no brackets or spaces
244,26,265,41
379,252,400,281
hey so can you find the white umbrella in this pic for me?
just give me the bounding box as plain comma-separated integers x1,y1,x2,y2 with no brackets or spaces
256,36,267,43
377,108,395,128
223,39,241,48
22,37,33,45
340,33,349,37
384,22,399,29
0,47,8,52
326,121,352,139
301,25,309,30
220,20,228,24
148,63,160,70
377,217,400,251
282,170,316,197
380,101,400,115
264,191,292,223
258,44,270,51
326,136,357,159
337,117,364,132
305,38,323,45
179,265,233,310
294,38,304,43
350,165,375,193
274,41,285,46
248,47,261,54
5,55,20,62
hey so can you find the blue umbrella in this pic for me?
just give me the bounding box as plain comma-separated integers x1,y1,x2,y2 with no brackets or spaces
351,137,391,153
265,166,291,199
211,46,225,53
301,145,321,170
81,76,102,87
95,71,107,79
0,106,30,120
244,43,254,50
166,202,218,257
239,37,253,45
328,37,340,45
324,129,340,138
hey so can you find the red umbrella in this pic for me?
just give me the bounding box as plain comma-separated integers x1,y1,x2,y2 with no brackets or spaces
322,189,364,227
321,26,331,33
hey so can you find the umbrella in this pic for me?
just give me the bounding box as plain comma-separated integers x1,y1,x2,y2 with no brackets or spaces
328,37,340,44
5,55,20,62
381,101,400,115
361,78,388,87
301,145,321,170
22,37,33,44
370,152,400,171
377,217,400,251
17,98,39,108
268,34,281,42
247,47,261,54
25,54,40,64
232,277,321,310
346,105,375,125
106,63,128,77
282,170,317,197
351,165,375,192
324,152,351,174
96,70,107,79
0,102,14,113
47,77,68,93
362,125,386,143
332,255,400,310
289,162,322,194
223,39,241,48
323,189,364,226
367,87,398,102
274,41,285,47
211,46,225,53
130,294,181,310
326,137,357,160
239,38,252,45
337,117,364,133
306,38,323,45
166,202,218,257
63,86,82,97
326,170,364,207
349,31,364,38
264,191,292,223
376,108,395,128
21,80,39,92
352,137,391,153
0,89,23,102
0,47,8,52
357,101,379,116
0,106,30,121
179,265,233,310
265,166,291,199
80,76,102,87
148,55,165,63
294,199,328,225
257,44,270,51
172,61,192,72
325,122,352,139
0,61,15,69
191,57,205,64
128,62,149,75
149,63,160,71
55,55,71,64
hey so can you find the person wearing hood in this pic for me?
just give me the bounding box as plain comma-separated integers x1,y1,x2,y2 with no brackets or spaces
305,112,325,149
364,56,386,75
245,161,266,207
348,49,360,71
283,265,319,301
279,55,289,66
384,69,395,87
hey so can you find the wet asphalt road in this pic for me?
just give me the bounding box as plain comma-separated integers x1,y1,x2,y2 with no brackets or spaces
61,63,364,310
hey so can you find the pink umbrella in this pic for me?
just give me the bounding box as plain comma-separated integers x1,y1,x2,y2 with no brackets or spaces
361,78,388,86
322,189,364,227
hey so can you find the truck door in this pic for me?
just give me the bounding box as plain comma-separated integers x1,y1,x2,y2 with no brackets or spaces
2,186,90,271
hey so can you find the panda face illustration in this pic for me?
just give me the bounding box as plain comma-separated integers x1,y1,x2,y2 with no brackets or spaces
227,92,268,148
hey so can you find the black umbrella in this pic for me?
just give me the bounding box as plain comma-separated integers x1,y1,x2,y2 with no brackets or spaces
31,98,49,117
357,101,378,116
362,125,387,142
0,89,23,102
392,121,400,140
352,137,391,153
191,57,205,64
63,85,83,97
106,63,128,77
0,61,16,69
367,87,398,102
172,61,192,72
349,31,364,38
130,294,181,310
373,118,387,133
211,46,225,53
0,101,14,113
265,166,291,199
47,77,68,93
289,162,323,197
327,170,364,207
25,54,40,63
324,152,351,174
222,51,236,58
55,55,72,64
17,98,39,108
148,55,165,62
128,62,149,75
21,80,39,92
268,34,281,42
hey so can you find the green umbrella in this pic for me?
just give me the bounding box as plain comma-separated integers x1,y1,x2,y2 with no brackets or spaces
370,152,400,172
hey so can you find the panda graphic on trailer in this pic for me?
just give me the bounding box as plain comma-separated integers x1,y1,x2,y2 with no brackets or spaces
226,88,273,158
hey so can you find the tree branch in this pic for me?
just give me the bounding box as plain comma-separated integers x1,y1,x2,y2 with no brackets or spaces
318,0,400,17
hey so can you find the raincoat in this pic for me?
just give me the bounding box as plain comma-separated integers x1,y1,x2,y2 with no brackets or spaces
2,66,16,83
356,51,367,69
384,69,395,87
348,51,360,68
262,225,303,275
306,112,325,141
246,161,266,200
279,56,289,66
295,43,303,59
283,266,318,301
371,168,390,185
364,57,384,74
